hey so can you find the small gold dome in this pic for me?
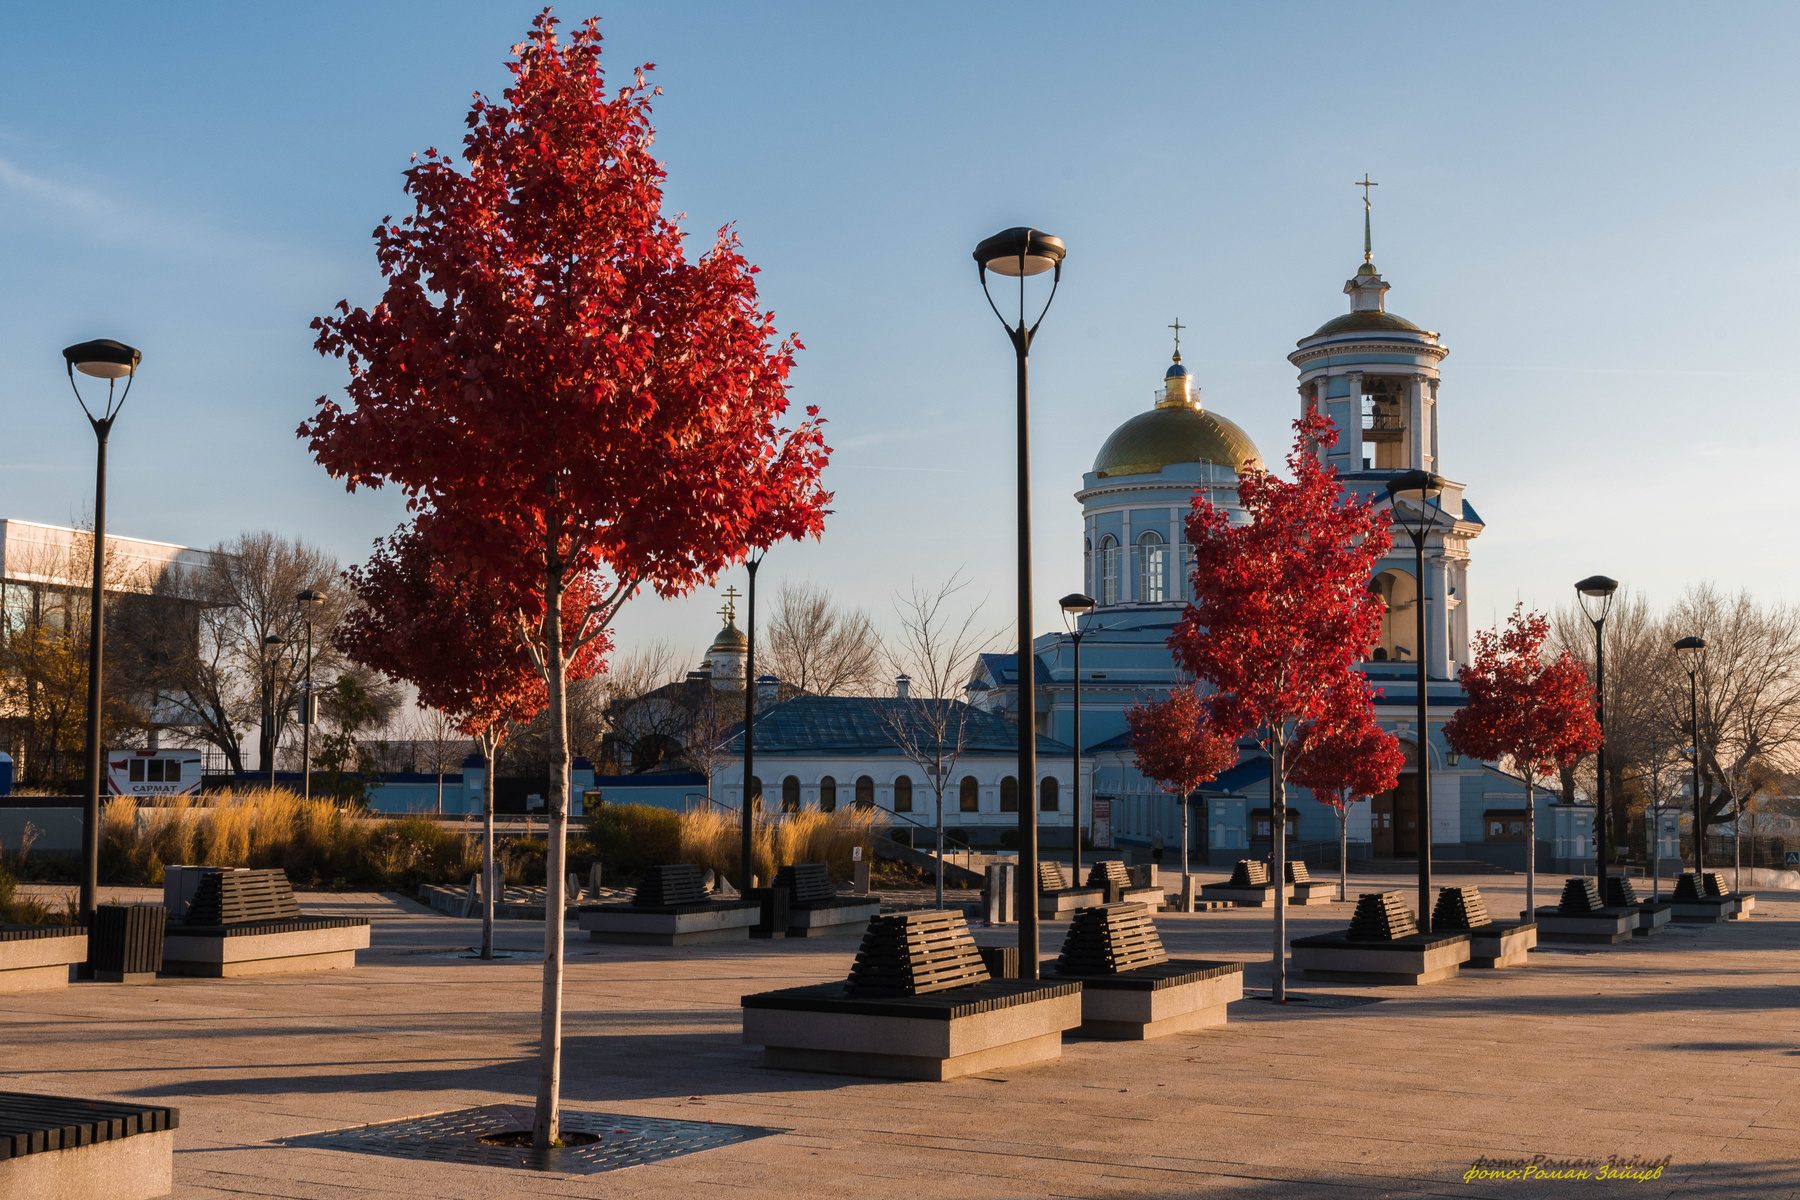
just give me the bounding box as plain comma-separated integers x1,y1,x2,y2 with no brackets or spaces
709,623,748,652
1093,404,1262,478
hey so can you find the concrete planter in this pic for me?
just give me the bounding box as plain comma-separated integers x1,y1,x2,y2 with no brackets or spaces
1289,880,1339,906
1635,902,1673,936
1670,896,1743,924
1053,959,1243,1039
0,928,87,993
1290,930,1472,985
1534,907,1636,944
742,980,1082,1081
1199,882,1290,908
161,920,370,977
1465,921,1535,968
1038,888,1105,920
578,901,762,946
0,1092,178,1200
787,899,882,939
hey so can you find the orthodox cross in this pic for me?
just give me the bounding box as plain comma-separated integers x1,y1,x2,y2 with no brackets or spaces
1356,174,1378,263
719,585,741,625
1168,317,1184,358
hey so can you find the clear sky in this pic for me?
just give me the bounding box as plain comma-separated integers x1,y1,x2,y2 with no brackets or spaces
2,2,1795,673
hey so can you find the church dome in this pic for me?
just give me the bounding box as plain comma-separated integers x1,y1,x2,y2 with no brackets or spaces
1093,405,1262,478
1306,309,1425,339
710,622,748,652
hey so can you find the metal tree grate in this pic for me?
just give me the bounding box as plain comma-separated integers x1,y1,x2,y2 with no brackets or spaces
275,1104,780,1175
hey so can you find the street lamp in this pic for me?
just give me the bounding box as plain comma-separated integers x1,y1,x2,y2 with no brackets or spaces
1059,593,1097,889
740,551,766,896
976,226,1066,981
296,590,327,803
1575,575,1619,891
1674,635,1706,874
63,337,141,931
262,634,287,789
1384,469,1444,933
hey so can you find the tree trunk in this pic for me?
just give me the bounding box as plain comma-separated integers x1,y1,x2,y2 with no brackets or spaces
1271,736,1287,1004
481,729,499,960
1180,791,1190,903
1338,802,1348,903
534,560,570,1149
1523,778,1536,920
437,769,444,816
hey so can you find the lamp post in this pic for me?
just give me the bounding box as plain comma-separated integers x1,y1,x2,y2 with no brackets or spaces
62,338,141,930
1059,593,1097,888
1384,469,1444,933
262,634,287,788
1674,636,1706,874
740,553,765,894
976,226,1065,981
296,590,326,803
1575,576,1619,891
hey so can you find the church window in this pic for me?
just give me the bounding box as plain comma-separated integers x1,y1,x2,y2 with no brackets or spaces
855,775,874,809
1100,536,1120,606
960,775,979,813
1040,777,1059,812
1369,569,1418,662
1137,531,1165,604
1000,776,1018,812
819,775,837,813
782,775,801,812
894,775,913,813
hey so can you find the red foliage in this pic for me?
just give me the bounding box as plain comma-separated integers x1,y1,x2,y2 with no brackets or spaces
1444,605,1601,784
1288,676,1406,810
1170,413,1393,759
335,517,609,741
1126,686,1238,797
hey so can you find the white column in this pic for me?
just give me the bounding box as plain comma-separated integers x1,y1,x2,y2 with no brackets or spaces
1427,556,1452,679
1428,378,1441,475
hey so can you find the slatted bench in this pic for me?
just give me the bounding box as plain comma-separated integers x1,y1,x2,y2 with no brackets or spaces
1606,875,1672,936
1048,903,1243,1039
1037,861,1105,920
741,910,1081,1080
1432,886,1535,967
1533,877,1638,944
1082,861,1166,909
774,863,881,939
577,864,762,946
1669,871,1745,924
1289,890,1471,985
0,1091,178,1200
1199,859,1290,908
1285,860,1338,905
160,868,369,977
0,925,88,993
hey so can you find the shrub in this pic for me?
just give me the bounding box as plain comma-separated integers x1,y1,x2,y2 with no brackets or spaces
586,804,682,881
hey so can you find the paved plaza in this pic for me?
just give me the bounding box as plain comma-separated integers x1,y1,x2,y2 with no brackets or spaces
4,875,1798,1198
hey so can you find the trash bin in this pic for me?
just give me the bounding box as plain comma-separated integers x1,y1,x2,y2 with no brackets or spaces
89,904,166,983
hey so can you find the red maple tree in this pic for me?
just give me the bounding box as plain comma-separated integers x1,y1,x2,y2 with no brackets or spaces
1126,685,1238,895
1444,605,1600,915
336,518,609,958
1289,677,1406,901
1171,412,1393,1000
299,14,830,1142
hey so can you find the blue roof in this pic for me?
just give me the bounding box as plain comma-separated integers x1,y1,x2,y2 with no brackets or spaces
978,652,1054,688
724,695,1072,757
1212,756,1272,794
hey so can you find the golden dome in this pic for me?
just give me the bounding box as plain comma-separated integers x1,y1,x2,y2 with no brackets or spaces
709,622,748,652
1093,403,1262,478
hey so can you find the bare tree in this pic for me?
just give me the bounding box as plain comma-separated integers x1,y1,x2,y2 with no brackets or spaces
407,704,470,814
765,580,882,696
873,573,996,909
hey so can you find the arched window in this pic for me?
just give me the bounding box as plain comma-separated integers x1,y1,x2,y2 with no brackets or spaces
1138,530,1165,604
1369,569,1418,662
819,775,837,814
894,775,913,813
782,775,800,813
1099,536,1120,606
855,775,874,809
1000,776,1018,812
1039,776,1059,812
959,775,980,813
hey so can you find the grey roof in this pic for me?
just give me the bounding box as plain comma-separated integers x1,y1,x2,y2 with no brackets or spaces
724,695,1072,757
977,652,1055,688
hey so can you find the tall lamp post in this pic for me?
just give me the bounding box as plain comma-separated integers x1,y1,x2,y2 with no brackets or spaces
1674,635,1706,874
740,553,765,893
262,634,287,788
63,338,141,930
976,226,1065,981
296,590,326,803
1575,576,1619,890
1059,593,1097,888
1385,469,1444,932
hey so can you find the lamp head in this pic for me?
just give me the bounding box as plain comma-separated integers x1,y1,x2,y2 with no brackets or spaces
1673,635,1706,662
1384,469,1445,505
263,634,287,650
974,227,1066,278
1059,592,1096,616
296,589,327,609
62,339,141,380
1575,575,1619,599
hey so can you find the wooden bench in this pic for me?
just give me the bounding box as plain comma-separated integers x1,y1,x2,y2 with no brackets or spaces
0,1091,179,1200
1669,871,1745,924
1036,861,1104,920
1290,890,1470,985
1431,885,1535,967
742,910,1081,1080
1049,903,1242,1039
1199,859,1290,908
161,868,370,977
774,863,881,939
1605,875,1672,936
1082,861,1165,908
0,926,88,994
578,864,763,945
1534,877,1638,944
1285,860,1338,905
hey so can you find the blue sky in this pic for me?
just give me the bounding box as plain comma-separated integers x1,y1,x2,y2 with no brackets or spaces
2,2,1795,669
